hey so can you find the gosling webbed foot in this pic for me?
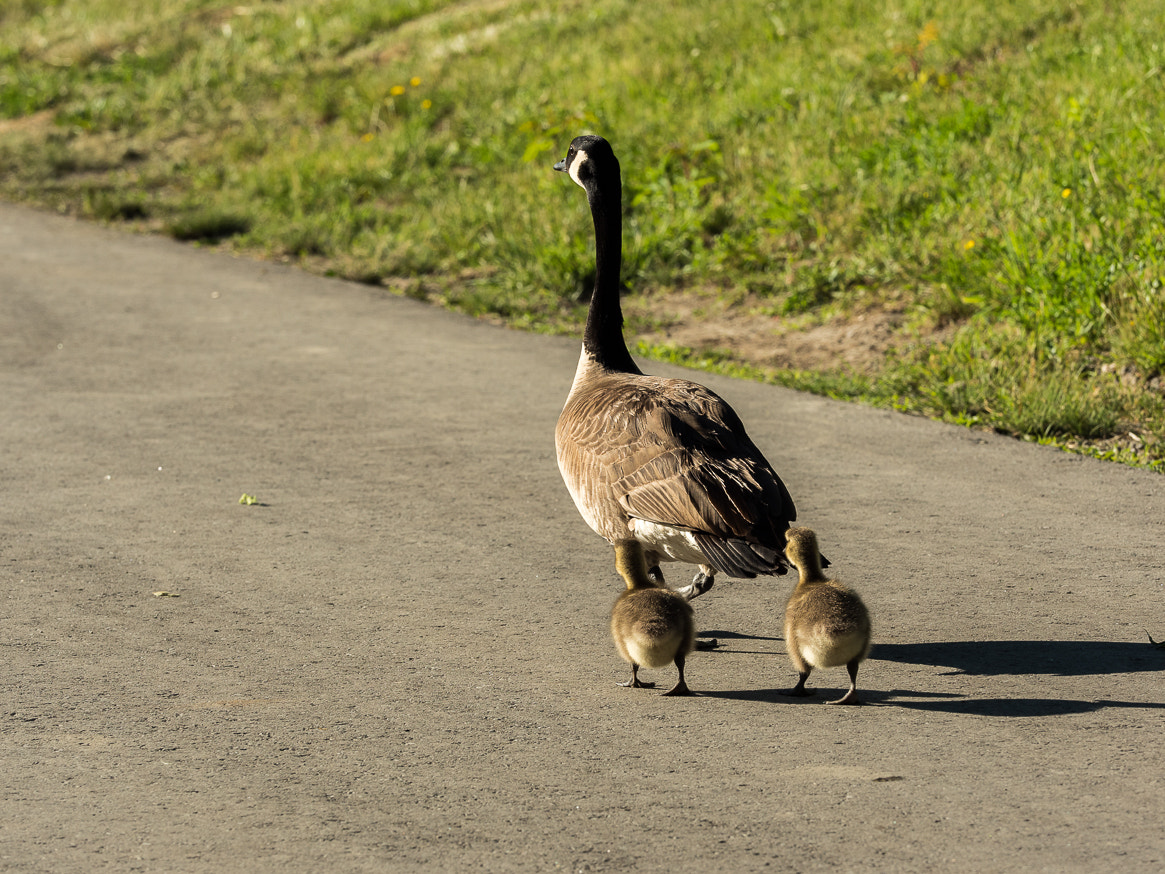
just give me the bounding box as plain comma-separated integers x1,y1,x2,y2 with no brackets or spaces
779,672,814,697
662,680,694,696
617,664,655,689
618,679,657,689
827,689,862,705
662,657,694,696
827,661,862,704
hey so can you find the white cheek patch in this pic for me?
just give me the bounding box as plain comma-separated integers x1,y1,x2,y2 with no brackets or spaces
568,150,589,189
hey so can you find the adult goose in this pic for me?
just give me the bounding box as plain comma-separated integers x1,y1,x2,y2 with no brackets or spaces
553,134,810,600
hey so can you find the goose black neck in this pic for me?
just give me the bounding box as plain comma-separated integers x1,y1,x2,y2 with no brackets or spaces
582,173,640,374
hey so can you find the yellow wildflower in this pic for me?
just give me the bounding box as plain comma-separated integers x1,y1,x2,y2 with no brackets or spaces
917,21,939,52
1062,187,1072,198
390,85,406,96
410,77,422,87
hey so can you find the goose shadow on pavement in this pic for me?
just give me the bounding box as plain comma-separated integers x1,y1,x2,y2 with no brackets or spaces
694,628,784,655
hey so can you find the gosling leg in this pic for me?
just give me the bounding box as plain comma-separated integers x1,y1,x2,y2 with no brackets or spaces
780,670,816,697
617,663,656,689
827,659,863,706
662,653,694,697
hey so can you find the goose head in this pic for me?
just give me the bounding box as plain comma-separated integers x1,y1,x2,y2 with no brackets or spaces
554,135,620,199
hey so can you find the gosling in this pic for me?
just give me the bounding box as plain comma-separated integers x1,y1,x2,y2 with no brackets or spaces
610,540,696,696
781,527,871,705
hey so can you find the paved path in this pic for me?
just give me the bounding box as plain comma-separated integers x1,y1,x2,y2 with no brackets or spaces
2,203,1163,872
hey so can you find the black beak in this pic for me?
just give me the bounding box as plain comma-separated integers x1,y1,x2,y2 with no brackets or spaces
553,158,566,172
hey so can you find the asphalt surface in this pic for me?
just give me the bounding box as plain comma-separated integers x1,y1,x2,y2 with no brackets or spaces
2,203,1163,872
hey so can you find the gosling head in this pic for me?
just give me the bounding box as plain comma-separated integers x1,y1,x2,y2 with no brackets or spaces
784,526,824,577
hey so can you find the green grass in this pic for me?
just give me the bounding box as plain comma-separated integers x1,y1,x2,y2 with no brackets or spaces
1,0,1162,470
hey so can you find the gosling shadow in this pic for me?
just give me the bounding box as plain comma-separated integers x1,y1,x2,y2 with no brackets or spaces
701,687,1165,716
701,688,962,705
880,695,1165,717
873,640,1164,677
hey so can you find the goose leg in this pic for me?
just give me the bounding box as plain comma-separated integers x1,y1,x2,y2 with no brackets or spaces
780,670,815,697
662,653,694,696
828,660,863,706
617,663,656,689
675,567,715,601
681,565,719,650
637,549,665,586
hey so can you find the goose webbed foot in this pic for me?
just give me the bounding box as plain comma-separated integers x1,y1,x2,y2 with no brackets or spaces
676,571,715,602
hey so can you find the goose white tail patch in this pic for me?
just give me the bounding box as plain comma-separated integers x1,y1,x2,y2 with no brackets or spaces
627,519,708,565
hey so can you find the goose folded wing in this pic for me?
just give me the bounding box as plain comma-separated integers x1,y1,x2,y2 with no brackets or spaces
619,385,795,536
614,450,790,577
615,449,791,542
558,377,797,554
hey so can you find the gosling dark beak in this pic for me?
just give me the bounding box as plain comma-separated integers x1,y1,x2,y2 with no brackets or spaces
553,158,567,172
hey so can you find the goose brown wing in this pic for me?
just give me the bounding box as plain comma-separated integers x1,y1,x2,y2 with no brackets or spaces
576,377,797,552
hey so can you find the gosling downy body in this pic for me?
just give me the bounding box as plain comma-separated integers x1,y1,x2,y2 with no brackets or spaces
553,134,811,601
610,540,696,696
781,527,871,705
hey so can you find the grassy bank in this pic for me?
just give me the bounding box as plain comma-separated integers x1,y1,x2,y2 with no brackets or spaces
2,0,1162,469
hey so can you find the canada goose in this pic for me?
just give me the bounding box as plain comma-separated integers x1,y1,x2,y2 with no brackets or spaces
610,539,696,695
553,134,812,601
781,527,871,705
